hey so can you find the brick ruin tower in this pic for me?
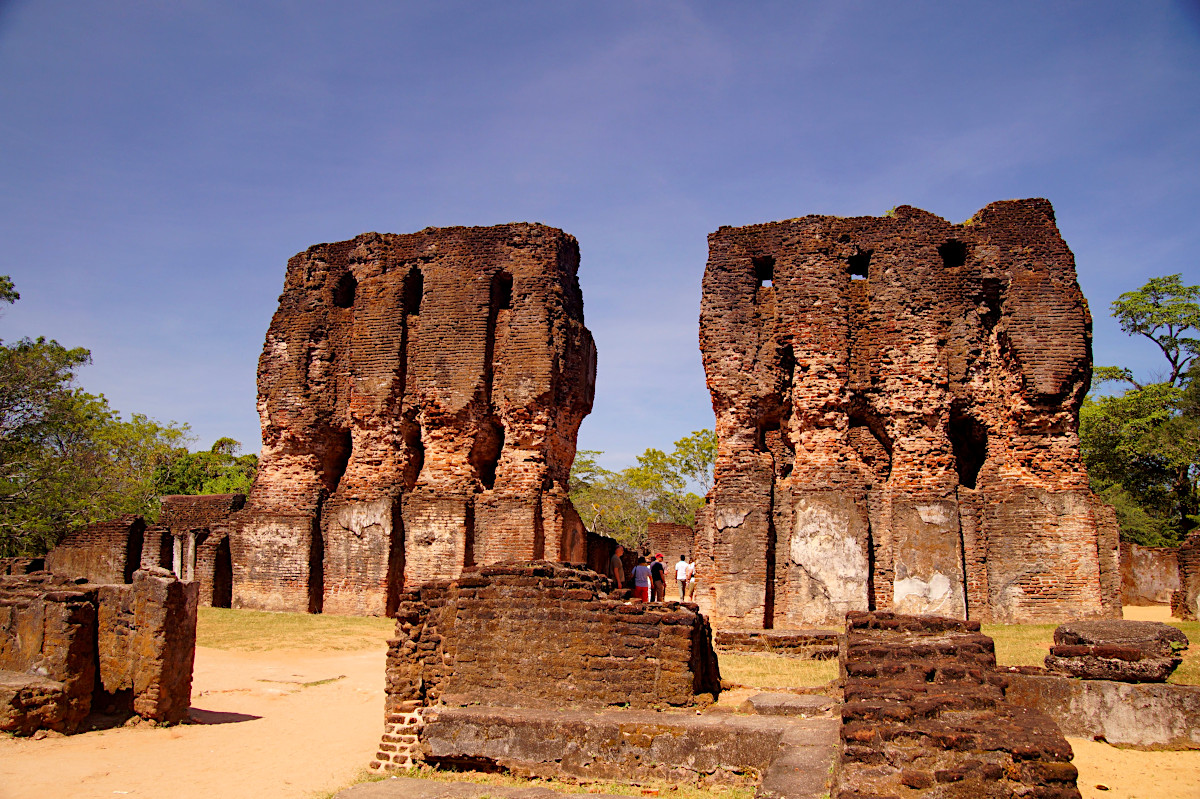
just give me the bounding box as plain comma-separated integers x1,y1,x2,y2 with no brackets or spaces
222,224,596,615
696,199,1119,628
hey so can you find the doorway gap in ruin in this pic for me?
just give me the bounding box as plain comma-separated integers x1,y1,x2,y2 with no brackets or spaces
308,513,325,614
123,521,145,584
404,267,423,315
847,248,871,279
753,255,775,288
866,521,877,611
212,537,232,608
385,501,405,616
938,239,969,269
333,272,357,308
948,407,988,489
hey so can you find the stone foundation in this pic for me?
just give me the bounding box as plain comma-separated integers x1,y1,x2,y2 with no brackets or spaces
836,611,1080,798
371,562,722,771
0,569,197,735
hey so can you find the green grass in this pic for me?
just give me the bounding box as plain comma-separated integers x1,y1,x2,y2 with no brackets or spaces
984,620,1200,685
716,651,838,689
196,606,395,652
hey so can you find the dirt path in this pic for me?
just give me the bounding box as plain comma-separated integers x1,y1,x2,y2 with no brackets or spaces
0,646,387,799
3,613,1199,799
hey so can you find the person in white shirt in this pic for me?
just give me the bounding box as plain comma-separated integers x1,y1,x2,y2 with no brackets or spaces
675,554,690,601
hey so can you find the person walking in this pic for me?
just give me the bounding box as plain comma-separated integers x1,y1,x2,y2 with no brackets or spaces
685,556,697,601
608,544,626,589
675,554,690,601
631,556,652,602
650,553,667,602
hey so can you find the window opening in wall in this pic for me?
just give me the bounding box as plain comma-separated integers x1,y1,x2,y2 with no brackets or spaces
404,267,423,315
939,239,968,269
847,249,871,280
470,419,504,490
323,428,353,494
333,273,357,308
948,408,988,489
493,271,513,310
753,255,775,288
402,421,425,490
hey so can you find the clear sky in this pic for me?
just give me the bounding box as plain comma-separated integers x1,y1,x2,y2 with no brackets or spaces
1,1,1197,470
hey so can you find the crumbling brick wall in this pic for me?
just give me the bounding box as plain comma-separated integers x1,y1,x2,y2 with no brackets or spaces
0,569,197,735
154,494,244,607
372,562,721,771
1121,541,1181,606
45,515,146,585
838,611,1080,798
699,199,1114,627
646,521,696,561
1172,532,1200,620
222,225,596,614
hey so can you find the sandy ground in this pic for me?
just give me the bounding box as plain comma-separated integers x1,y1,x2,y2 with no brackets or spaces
2,605,1198,798
0,645,388,799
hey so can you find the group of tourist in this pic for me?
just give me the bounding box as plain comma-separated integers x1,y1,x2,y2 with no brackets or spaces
607,545,697,602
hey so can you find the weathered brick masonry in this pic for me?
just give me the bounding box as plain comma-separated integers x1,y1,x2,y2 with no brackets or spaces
1171,530,1200,620
220,225,596,614
150,494,244,608
44,515,146,586
698,199,1115,627
838,612,1080,798
372,562,721,770
0,568,197,735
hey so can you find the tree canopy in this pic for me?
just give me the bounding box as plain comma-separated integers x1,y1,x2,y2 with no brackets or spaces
0,277,251,557
154,437,258,496
569,429,715,549
1081,274,1200,546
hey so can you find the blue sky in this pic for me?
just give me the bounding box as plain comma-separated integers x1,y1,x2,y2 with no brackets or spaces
1,1,1197,469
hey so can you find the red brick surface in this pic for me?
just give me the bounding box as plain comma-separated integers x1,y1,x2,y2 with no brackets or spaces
698,200,1114,627
219,225,596,614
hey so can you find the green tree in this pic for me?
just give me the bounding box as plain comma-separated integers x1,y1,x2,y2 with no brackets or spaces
567,431,716,548
1082,274,1200,546
0,279,190,556
154,437,258,496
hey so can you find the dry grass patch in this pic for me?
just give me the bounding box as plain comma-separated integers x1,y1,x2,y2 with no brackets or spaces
196,607,394,652
716,651,838,690
396,765,757,799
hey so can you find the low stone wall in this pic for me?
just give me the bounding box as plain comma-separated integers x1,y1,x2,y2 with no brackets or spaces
0,569,197,735
45,515,146,585
837,611,1080,798
715,628,839,659
373,562,722,771
1121,541,1180,606
1005,673,1200,750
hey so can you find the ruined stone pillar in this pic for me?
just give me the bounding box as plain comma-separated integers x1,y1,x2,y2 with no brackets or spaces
700,200,1109,627
227,225,595,614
